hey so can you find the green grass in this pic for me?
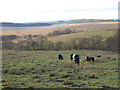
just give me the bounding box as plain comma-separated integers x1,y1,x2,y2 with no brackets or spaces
2,50,118,88
48,29,117,43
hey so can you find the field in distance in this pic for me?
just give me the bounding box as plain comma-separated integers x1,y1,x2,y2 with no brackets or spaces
48,29,117,43
2,22,117,36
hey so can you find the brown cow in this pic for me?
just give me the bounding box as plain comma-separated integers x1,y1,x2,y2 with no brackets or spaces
85,56,94,62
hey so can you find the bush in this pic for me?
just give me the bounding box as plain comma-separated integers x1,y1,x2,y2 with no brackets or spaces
47,29,73,36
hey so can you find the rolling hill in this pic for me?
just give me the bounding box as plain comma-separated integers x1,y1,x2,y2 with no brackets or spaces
2,22,118,36
48,29,117,43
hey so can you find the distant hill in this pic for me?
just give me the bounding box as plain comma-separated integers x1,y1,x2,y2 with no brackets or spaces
1,22,52,27
50,19,118,25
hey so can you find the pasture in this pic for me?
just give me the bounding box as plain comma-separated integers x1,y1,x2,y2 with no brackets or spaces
2,50,118,88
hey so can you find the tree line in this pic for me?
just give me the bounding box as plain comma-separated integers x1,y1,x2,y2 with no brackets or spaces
2,32,118,52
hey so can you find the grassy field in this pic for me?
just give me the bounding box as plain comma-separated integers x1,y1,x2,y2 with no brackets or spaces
48,29,117,43
2,50,118,88
2,22,117,36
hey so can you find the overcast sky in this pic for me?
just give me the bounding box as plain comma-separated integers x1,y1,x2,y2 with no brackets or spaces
0,0,119,23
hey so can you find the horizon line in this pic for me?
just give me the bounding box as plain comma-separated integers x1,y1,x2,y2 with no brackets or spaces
0,18,118,23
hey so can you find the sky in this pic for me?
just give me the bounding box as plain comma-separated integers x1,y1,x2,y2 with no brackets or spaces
0,0,119,23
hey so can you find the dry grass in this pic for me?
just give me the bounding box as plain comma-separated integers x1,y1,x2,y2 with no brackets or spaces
2,22,118,36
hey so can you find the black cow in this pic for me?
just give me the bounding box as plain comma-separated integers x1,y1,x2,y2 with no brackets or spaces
70,54,79,61
85,56,94,62
97,55,102,57
58,54,63,60
70,54,73,60
75,57,80,65
70,54,80,65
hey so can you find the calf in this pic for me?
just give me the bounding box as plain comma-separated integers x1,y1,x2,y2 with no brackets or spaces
85,56,94,62
58,54,63,60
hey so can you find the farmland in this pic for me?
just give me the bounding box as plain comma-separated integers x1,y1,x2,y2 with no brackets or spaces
2,22,117,36
2,50,118,88
1,21,118,89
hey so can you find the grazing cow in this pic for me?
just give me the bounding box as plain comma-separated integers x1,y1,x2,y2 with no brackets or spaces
85,56,94,62
97,55,102,57
58,54,63,60
70,54,80,65
75,57,80,65
70,54,73,60
70,54,79,60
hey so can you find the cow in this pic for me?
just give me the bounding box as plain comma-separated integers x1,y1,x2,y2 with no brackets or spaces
58,54,63,60
97,54,102,57
85,56,94,62
70,54,73,60
70,54,80,65
70,54,79,61
75,57,81,65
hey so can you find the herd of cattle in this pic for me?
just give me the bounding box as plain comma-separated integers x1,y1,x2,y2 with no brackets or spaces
58,54,102,65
